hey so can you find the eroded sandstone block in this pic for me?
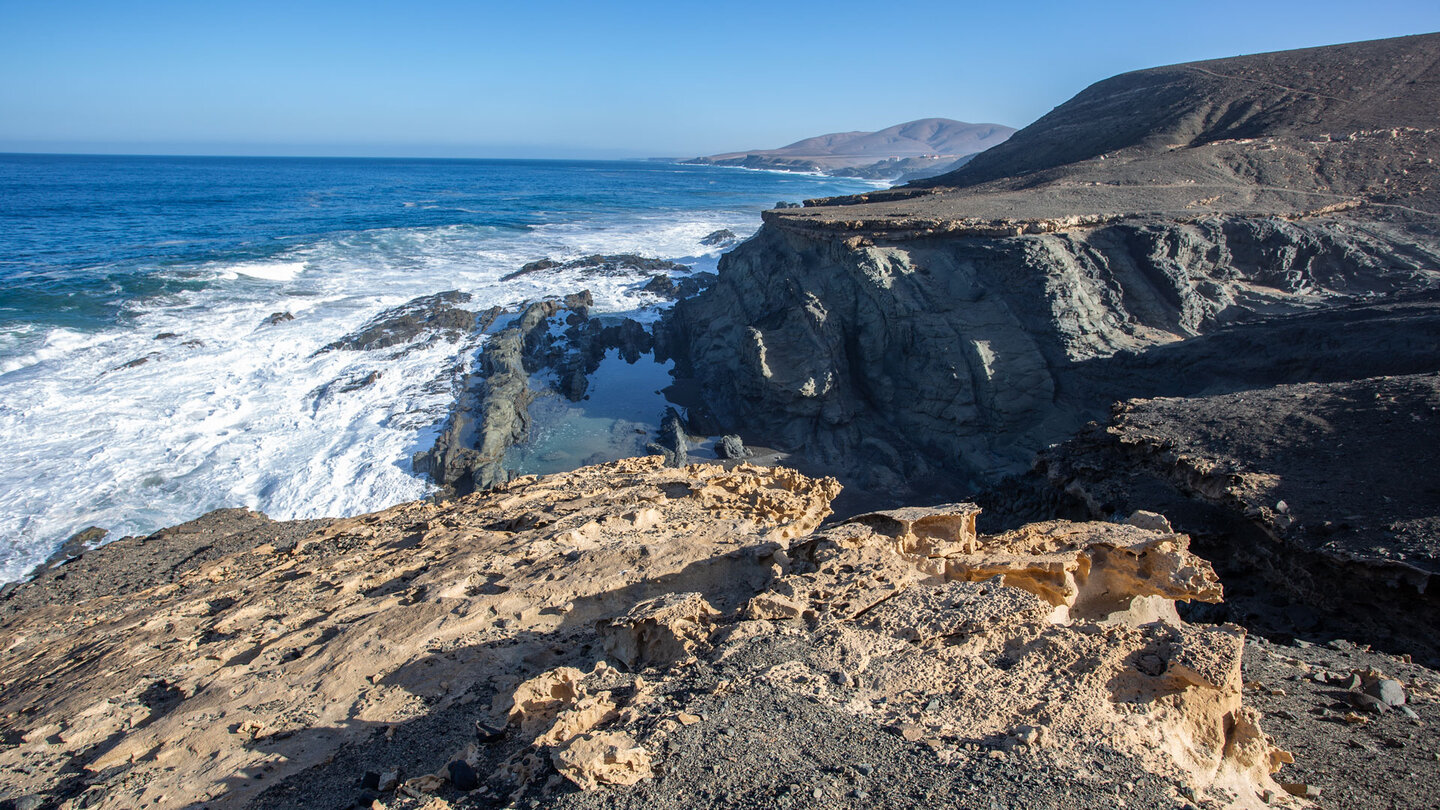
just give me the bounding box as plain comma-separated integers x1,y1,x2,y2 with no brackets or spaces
551,731,653,790
601,592,719,669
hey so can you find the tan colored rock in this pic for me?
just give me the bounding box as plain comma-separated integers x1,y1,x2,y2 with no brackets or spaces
847,503,981,557
0,458,1296,808
1126,510,1174,532
535,694,620,748
939,519,1223,624
745,591,810,621
0,457,840,809
601,592,719,669
551,731,653,790
506,667,587,738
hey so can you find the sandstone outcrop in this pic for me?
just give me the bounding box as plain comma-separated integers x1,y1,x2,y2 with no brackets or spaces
0,457,1328,809
0,459,838,809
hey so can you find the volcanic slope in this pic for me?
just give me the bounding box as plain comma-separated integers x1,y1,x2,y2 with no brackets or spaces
660,32,1440,505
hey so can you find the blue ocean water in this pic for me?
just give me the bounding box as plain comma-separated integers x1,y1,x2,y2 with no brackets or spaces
0,154,876,581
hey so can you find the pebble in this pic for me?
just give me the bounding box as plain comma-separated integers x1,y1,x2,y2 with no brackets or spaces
447,759,479,791
1280,783,1322,799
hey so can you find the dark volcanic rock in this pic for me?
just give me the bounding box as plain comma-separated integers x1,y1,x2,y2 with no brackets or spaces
500,254,690,283
699,228,738,246
416,295,661,495
1008,372,1440,662
715,434,751,460
643,274,676,297
322,291,476,353
643,271,717,301
659,33,1440,503
645,407,690,467
415,300,555,494
262,311,294,327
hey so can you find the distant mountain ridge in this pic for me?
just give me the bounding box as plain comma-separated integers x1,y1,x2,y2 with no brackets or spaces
682,118,1016,182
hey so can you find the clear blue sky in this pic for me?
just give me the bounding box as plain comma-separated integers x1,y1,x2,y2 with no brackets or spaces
2,0,1438,158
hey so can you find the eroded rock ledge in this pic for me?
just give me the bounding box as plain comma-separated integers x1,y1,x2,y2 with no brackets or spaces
0,459,1313,809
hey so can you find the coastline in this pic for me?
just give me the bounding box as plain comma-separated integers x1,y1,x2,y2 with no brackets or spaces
0,158,874,584
4,32,1440,810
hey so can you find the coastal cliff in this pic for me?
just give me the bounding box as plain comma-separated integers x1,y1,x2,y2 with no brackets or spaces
660,33,1440,500
5,32,1440,810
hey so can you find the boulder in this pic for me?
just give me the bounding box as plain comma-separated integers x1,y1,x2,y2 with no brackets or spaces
700,228,738,247
716,434,751,460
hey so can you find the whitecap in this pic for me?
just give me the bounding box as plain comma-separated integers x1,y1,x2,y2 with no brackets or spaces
218,261,307,282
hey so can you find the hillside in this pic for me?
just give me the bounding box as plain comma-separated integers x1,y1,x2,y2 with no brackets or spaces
664,32,1440,494
658,36,1440,765
681,117,1015,181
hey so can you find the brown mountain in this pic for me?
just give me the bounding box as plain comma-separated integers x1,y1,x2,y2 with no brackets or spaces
683,117,1016,180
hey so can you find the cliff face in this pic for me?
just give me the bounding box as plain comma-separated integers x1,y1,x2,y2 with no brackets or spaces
660,33,1440,501
662,216,1440,495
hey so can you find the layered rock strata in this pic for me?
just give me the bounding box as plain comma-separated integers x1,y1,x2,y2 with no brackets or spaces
658,33,1440,500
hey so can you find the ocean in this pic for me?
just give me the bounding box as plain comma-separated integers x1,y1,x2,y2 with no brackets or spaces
0,154,876,582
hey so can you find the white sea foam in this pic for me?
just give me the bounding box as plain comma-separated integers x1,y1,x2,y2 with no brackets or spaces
0,209,763,582
218,260,307,282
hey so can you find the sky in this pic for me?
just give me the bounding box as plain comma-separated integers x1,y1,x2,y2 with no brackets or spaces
2,0,1439,158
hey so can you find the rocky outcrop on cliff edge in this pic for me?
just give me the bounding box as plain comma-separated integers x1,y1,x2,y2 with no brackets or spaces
0,457,1329,810
658,33,1440,501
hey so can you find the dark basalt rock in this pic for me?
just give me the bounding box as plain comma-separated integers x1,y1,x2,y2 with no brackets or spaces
321,291,476,353
643,271,718,301
986,371,1440,665
645,407,690,467
659,33,1440,508
415,292,660,496
700,228,738,246
716,434,751,460
499,254,690,282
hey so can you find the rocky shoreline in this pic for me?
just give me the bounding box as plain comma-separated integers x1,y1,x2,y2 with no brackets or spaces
5,32,1440,810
